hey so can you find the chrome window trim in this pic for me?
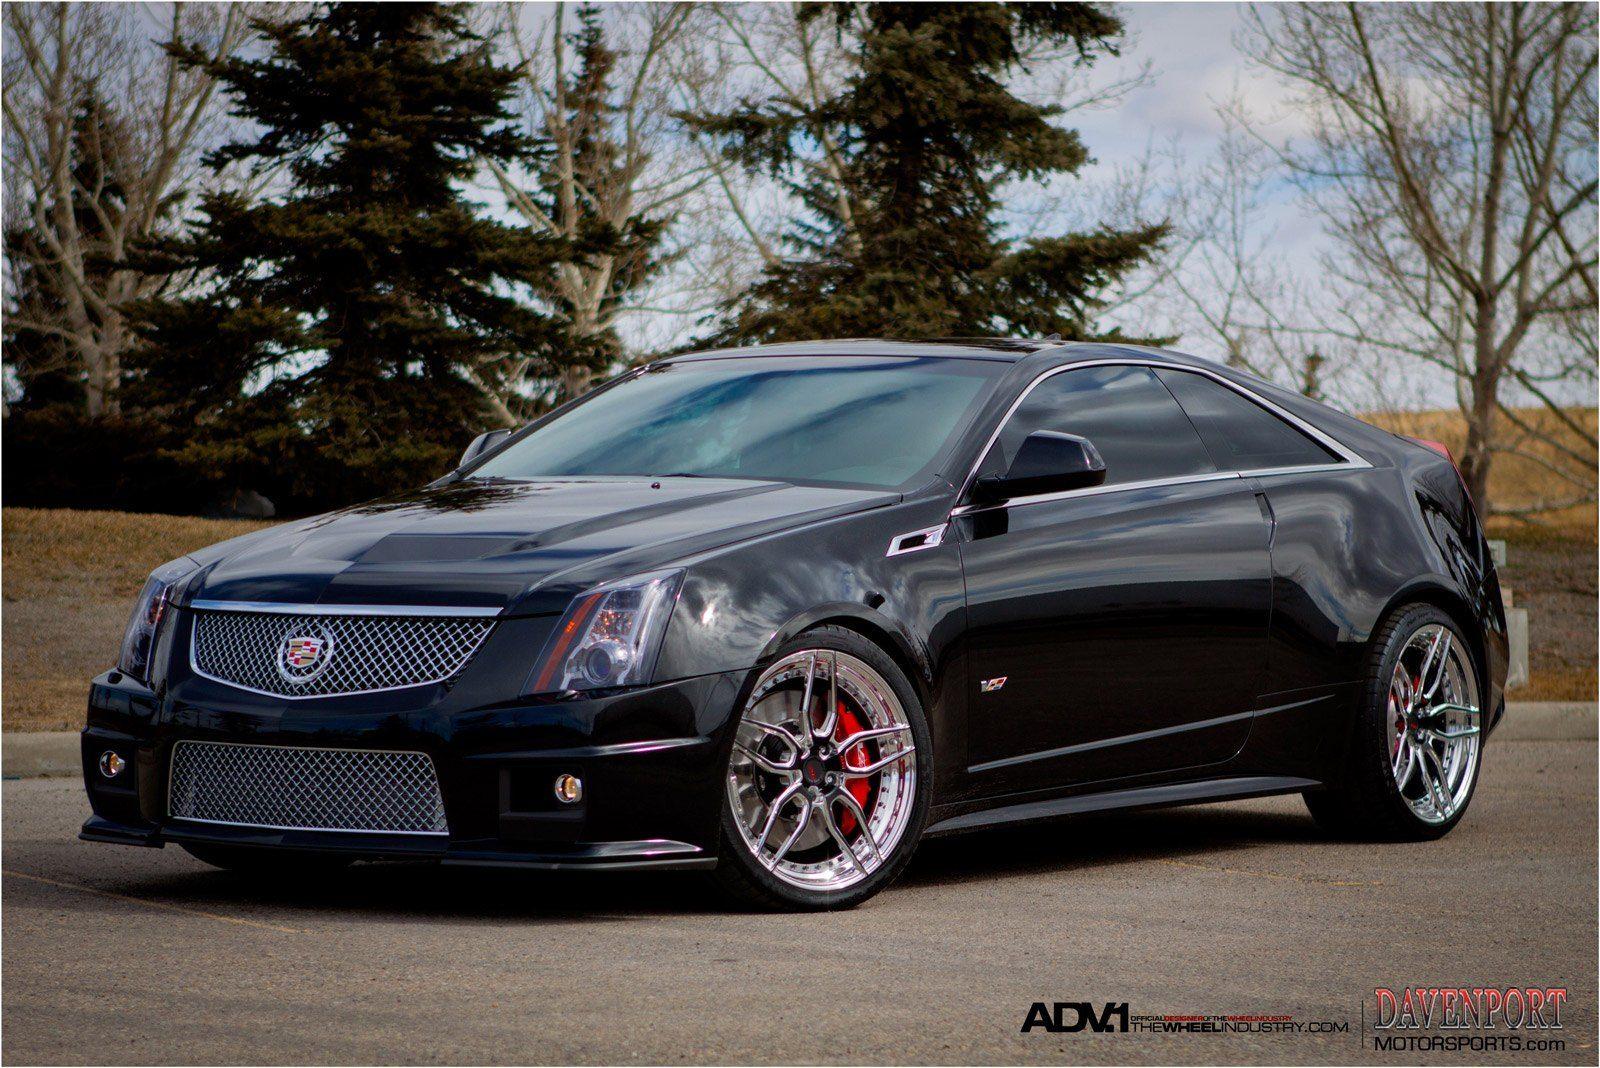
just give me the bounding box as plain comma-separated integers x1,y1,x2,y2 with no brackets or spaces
1239,462,1360,479
188,599,502,618
886,523,948,557
950,358,1371,516
166,739,449,837
951,471,1243,517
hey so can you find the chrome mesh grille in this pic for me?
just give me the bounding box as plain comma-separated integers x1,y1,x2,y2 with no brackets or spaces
190,610,495,698
168,741,447,834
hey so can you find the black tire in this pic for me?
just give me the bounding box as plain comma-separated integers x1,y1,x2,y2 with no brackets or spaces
1304,603,1482,840
181,842,354,875
711,626,933,911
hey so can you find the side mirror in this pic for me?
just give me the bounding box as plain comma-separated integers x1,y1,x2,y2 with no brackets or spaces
973,431,1106,504
459,428,512,469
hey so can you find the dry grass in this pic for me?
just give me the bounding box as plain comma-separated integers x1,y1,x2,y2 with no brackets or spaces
1365,406,1598,537
1493,521,1598,704
2,509,275,731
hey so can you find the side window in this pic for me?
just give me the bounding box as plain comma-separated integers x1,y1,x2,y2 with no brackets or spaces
1156,369,1341,471
981,365,1218,487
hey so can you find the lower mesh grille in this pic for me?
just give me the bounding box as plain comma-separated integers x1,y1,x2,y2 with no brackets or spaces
168,741,448,834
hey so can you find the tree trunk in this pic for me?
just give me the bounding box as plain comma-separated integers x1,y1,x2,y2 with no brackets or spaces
94,313,125,417
1458,368,1498,515
560,363,594,404
1300,351,1324,401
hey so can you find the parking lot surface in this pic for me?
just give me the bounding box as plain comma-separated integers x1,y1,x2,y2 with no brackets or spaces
3,740,1594,1064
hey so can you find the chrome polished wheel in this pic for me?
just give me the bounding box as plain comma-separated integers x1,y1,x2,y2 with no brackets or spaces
1386,623,1480,824
726,650,917,892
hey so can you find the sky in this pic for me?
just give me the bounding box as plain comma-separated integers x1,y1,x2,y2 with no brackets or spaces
1065,5,1336,352
1080,3,1259,146
1063,3,1329,261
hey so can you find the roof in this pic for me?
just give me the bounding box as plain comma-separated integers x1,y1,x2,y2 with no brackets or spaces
666,337,1061,363
664,337,1237,376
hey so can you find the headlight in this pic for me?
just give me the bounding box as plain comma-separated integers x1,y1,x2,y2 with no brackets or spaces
118,557,198,682
527,570,683,693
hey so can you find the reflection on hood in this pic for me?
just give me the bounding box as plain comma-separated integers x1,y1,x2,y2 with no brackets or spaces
185,476,897,615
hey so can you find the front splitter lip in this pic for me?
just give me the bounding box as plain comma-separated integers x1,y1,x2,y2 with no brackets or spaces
80,816,715,872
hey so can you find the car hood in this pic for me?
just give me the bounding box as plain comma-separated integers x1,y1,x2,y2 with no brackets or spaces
182,477,897,616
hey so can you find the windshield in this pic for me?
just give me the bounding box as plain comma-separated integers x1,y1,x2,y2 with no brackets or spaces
473,356,1004,490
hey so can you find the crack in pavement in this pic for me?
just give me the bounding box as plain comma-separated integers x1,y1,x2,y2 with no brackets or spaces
3,868,306,934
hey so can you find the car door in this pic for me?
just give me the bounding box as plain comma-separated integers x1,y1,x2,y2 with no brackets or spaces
954,363,1273,794
1152,365,1365,765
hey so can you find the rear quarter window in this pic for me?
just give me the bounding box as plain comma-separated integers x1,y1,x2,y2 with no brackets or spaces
1156,368,1342,472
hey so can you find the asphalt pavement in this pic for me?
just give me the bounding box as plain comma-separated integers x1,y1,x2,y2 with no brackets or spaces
3,739,1595,1065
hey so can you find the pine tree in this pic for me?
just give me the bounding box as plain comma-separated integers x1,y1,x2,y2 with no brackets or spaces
688,2,1166,344
128,3,565,509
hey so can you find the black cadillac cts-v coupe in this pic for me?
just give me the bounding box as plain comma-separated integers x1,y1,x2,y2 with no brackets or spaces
83,339,1507,909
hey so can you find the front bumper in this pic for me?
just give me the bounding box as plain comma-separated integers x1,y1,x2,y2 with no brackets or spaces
80,666,747,870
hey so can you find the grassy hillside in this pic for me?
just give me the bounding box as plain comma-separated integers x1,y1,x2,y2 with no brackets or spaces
1366,406,1597,536
3,509,275,731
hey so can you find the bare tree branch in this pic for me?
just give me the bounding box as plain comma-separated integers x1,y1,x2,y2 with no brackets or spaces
4,2,257,417
1235,1,1598,516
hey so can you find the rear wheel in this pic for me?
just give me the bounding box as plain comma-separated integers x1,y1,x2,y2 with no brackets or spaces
181,842,353,874
1305,604,1483,839
712,627,931,910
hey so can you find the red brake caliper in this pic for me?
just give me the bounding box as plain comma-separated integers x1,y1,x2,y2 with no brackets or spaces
833,699,872,834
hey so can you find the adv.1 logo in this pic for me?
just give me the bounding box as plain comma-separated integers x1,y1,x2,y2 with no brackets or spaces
1022,1002,1130,1034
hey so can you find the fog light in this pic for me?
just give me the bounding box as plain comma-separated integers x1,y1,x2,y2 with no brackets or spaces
98,750,126,779
553,773,583,804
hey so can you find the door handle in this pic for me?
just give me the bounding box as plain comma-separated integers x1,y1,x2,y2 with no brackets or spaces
1253,489,1277,549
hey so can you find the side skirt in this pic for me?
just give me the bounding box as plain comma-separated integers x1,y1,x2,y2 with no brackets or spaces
923,775,1320,837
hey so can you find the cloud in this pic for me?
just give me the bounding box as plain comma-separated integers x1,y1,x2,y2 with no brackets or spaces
1074,3,1314,158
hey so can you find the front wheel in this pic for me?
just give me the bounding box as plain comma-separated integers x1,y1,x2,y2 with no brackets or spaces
712,627,932,910
1305,604,1483,839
